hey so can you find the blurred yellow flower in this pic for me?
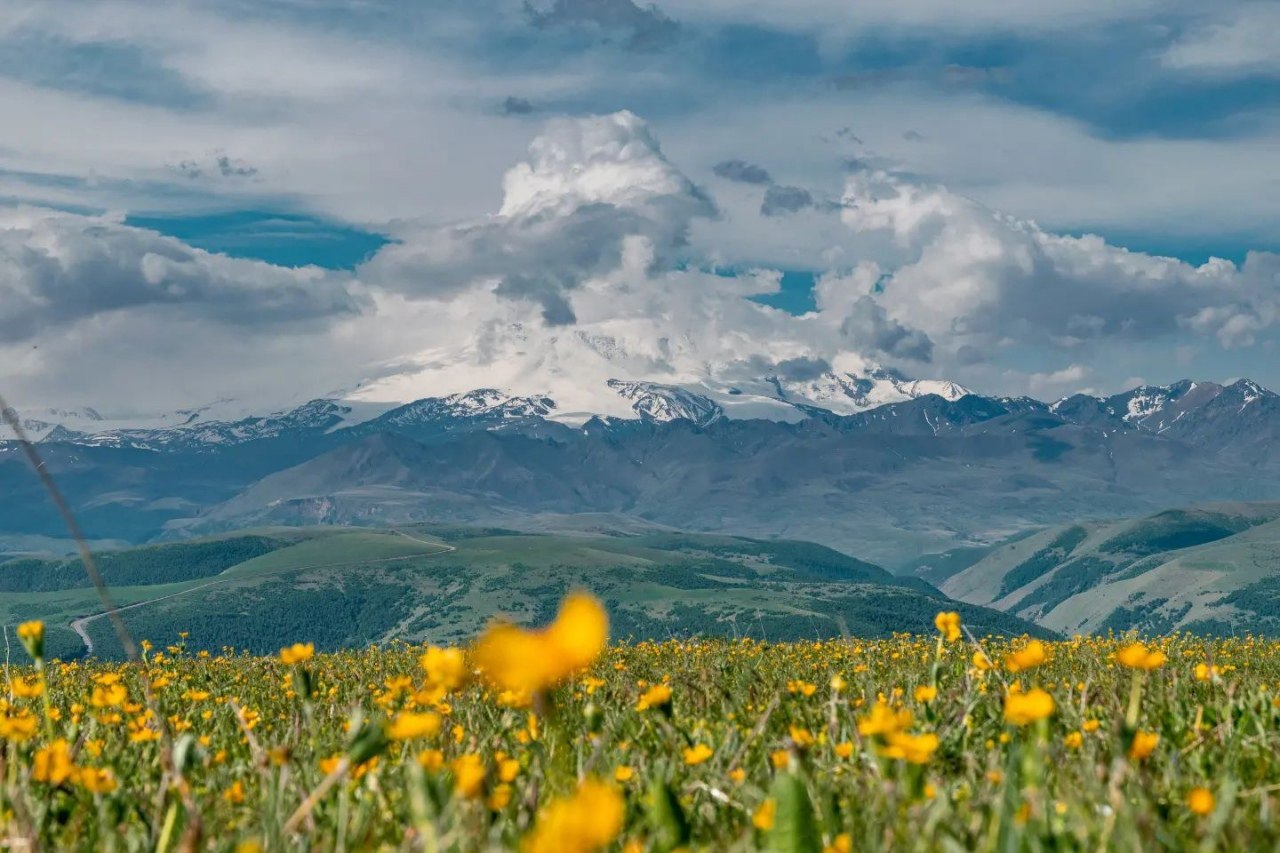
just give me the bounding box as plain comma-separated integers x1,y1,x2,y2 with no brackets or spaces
914,685,937,703
278,643,315,665
614,765,634,782
388,711,442,741
523,779,624,853
473,593,608,696
1003,687,1055,725
1005,640,1047,673
1117,643,1166,670
1128,731,1159,760
1187,787,1215,816
683,744,714,765
452,754,486,798
878,731,939,764
1063,731,1083,749
752,798,776,830
934,611,962,642
635,683,672,711
33,739,76,785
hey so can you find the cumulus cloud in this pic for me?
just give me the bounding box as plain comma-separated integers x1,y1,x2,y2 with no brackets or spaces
360,111,715,324
0,207,365,343
839,169,1280,357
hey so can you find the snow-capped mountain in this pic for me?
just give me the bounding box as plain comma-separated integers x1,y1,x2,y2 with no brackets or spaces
771,367,971,415
606,380,724,426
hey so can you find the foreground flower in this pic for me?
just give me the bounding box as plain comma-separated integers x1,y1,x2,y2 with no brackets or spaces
279,643,315,665
388,712,442,740
752,798,777,830
1003,687,1055,726
636,683,672,712
1187,787,1215,816
34,740,76,785
934,611,962,642
16,620,44,660
1116,643,1166,671
1128,731,1159,760
1004,640,1047,673
878,731,939,764
472,593,608,695
858,701,913,737
683,744,714,765
523,779,624,853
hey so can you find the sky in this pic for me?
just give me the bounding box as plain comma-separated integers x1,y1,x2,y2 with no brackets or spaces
1,0,1278,415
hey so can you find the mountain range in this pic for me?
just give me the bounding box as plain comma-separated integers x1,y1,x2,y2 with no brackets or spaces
5,369,1280,571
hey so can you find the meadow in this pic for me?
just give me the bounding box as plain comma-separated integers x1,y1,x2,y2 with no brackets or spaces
0,595,1272,851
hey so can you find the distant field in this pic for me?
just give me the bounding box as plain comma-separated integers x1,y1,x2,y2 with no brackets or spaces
0,524,1044,660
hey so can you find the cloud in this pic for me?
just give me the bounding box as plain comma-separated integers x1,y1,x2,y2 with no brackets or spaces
360,111,715,324
713,159,772,184
0,207,365,343
760,185,814,216
839,168,1280,358
500,96,536,115
524,0,681,50
1163,5,1280,75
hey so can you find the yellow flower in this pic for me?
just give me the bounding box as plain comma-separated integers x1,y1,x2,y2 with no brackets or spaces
34,739,76,785
1003,688,1055,726
498,758,521,783
1194,662,1221,682
11,676,43,698
614,765,634,783
1128,731,1159,760
934,611,962,642
635,683,672,712
972,650,994,671
76,767,118,794
1004,640,1047,673
823,834,853,853
489,783,513,811
452,753,487,798
914,685,937,703
472,593,608,696
420,646,468,692
752,798,777,831
1187,787,1215,816
224,781,246,805
417,750,445,771
0,713,38,742
388,711,442,741
1083,719,1101,733
858,700,912,737
878,731,939,764
523,779,624,853
682,744,714,766
834,741,854,759
789,726,815,747
278,643,315,665
16,620,44,658
770,749,790,769
1063,731,1083,749
728,768,746,784
1116,643,1166,670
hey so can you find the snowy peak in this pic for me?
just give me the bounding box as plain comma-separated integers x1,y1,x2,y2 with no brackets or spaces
774,368,972,414
373,391,556,427
606,379,723,426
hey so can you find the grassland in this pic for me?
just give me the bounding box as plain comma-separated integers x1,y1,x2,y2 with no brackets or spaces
0,602,1271,850
0,525,1044,661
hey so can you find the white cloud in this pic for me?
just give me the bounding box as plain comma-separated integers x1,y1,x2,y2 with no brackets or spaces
0,206,365,341
1163,5,1280,75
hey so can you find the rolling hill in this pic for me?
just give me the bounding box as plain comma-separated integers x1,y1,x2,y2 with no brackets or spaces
942,502,1280,635
0,525,1047,660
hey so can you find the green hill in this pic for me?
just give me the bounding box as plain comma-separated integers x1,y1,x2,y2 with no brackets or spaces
941,502,1280,634
0,524,1048,659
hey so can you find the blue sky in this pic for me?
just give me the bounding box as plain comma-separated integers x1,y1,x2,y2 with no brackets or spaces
0,0,1278,411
